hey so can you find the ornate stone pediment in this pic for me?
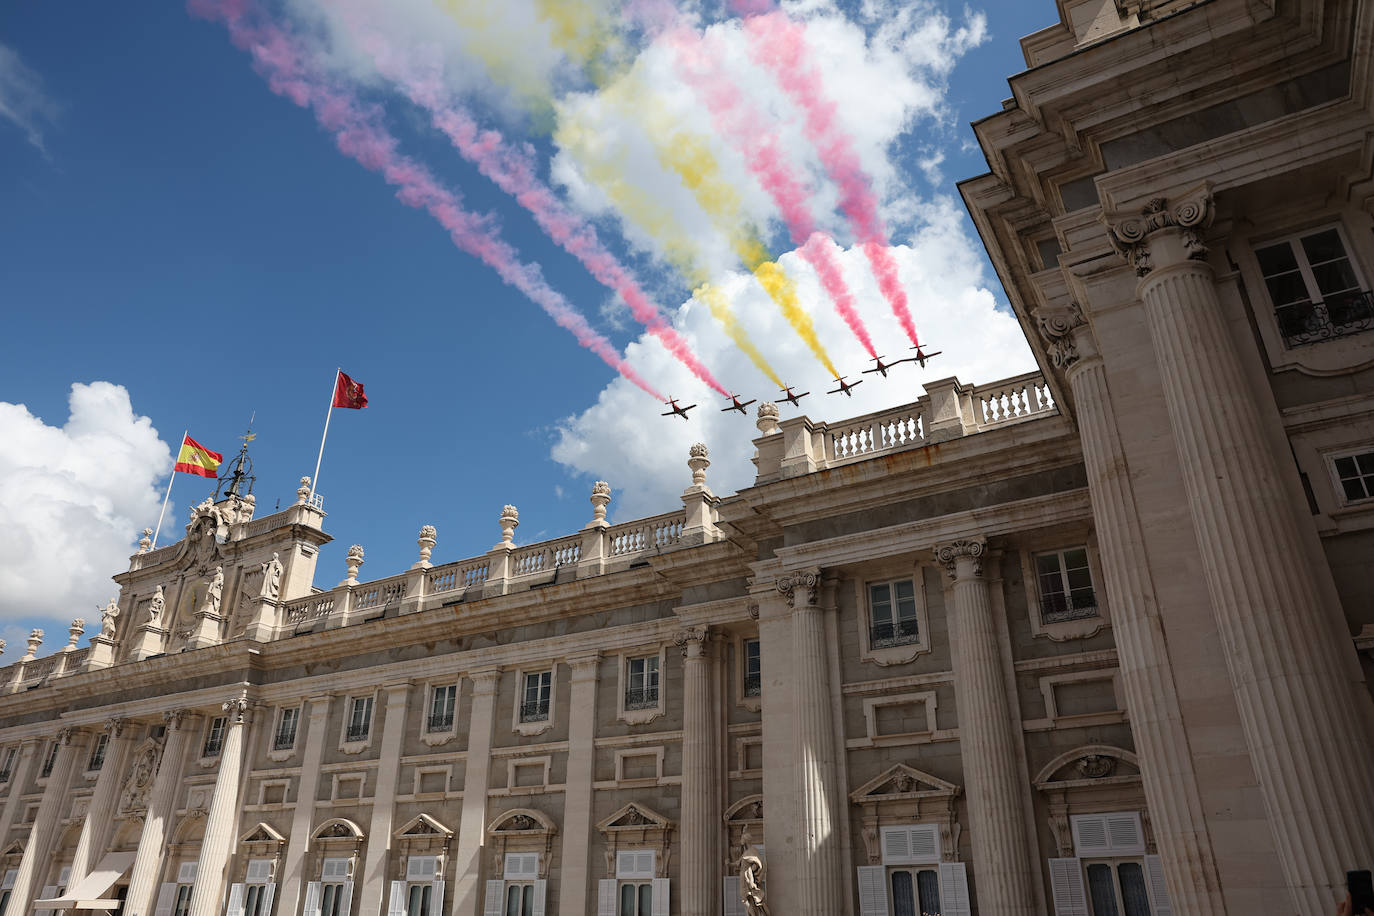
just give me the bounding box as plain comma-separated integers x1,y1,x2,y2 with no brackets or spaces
395,813,453,839
0,839,25,859
597,802,671,833
851,764,962,865
1033,745,1146,857
850,763,960,803
312,818,365,840
597,803,673,879
487,809,557,879
240,822,285,844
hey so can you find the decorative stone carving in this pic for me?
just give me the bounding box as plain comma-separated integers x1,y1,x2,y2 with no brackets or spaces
488,808,558,878
163,709,188,731
99,599,120,639
738,827,771,916
296,477,312,504
590,482,611,523
138,528,153,554
596,803,673,878
344,546,364,583
66,618,85,649
259,553,283,599
774,570,820,608
105,717,129,738
201,567,224,616
1103,186,1214,276
118,736,163,815
22,629,43,660
688,443,710,487
147,585,165,620
1035,302,1087,370
222,696,250,724
673,626,709,657
416,527,437,566
497,506,519,547
1076,754,1116,779
850,763,963,864
936,539,985,578
55,726,76,746
756,401,780,436
746,599,759,620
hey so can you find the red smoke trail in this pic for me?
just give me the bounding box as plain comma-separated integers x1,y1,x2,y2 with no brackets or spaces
744,12,922,347
190,0,663,400
347,26,730,397
671,28,877,359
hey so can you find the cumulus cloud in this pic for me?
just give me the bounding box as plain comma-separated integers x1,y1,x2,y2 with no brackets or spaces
550,198,1037,518
0,383,171,633
0,44,61,156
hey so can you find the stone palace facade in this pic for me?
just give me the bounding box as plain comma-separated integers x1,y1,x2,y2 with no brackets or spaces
1,0,1373,915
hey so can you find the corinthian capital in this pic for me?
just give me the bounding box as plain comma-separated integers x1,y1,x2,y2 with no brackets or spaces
775,570,820,608
1103,184,1213,276
1034,303,1089,370
935,539,986,579
105,717,130,738
222,696,250,724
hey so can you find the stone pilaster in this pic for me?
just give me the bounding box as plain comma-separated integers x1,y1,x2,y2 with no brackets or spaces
188,698,251,916
358,684,411,916
1109,188,1374,914
69,718,136,885
558,655,601,916
0,740,38,844
935,540,1035,915
3,727,89,916
452,669,500,916
776,570,843,916
126,712,197,916
278,695,332,916
675,626,719,916
1037,303,1226,914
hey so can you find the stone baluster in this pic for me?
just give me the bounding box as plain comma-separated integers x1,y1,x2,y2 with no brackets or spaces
68,718,137,886
187,698,252,916
1036,303,1226,914
775,570,843,915
126,711,197,916
1106,187,1374,913
358,684,411,916
675,626,720,916
278,695,332,916
452,669,500,916
936,539,1035,915
4,727,90,916
558,655,601,916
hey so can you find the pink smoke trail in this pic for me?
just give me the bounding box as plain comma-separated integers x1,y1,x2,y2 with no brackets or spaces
744,11,923,347
190,0,663,400
344,24,729,397
670,28,877,359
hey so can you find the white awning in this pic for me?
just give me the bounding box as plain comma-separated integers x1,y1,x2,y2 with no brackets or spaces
33,852,136,911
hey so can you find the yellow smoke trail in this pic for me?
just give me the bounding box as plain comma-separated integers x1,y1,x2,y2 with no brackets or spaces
438,0,558,121
693,283,785,388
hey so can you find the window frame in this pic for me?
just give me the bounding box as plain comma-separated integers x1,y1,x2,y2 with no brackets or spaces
512,667,557,736
1081,857,1159,916
0,747,16,782
426,684,458,734
38,740,60,780
1328,446,1374,506
617,648,666,725
339,692,377,753
1020,536,1109,642
854,567,932,666
272,706,301,753
735,636,762,711
86,733,109,774
202,716,227,760
1253,223,1371,348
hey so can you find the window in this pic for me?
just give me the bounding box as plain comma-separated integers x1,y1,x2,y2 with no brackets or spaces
401,855,439,916
858,824,967,916
521,672,551,723
274,707,300,751
1035,548,1098,624
0,747,18,781
743,640,761,698
625,657,660,710
39,741,59,778
346,697,373,742
203,717,226,757
868,580,920,647
615,851,659,916
318,857,352,916
88,734,109,772
502,853,542,916
1050,812,1171,916
242,860,274,916
0,868,17,916
1333,450,1374,504
427,686,456,732
888,867,942,916
1255,226,1372,347
1085,861,1153,916
172,863,197,916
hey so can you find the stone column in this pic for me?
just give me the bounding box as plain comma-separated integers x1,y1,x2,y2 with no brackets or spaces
3,727,89,916
1036,304,1226,914
0,740,39,843
1108,189,1374,913
278,695,333,916
452,669,500,916
358,684,411,916
126,711,197,916
776,570,843,916
558,655,601,916
188,698,251,916
675,626,720,916
69,718,137,885
935,540,1035,915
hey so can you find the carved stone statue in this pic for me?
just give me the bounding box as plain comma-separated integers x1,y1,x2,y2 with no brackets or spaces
202,566,224,616
738,827,771,916
119,739,162,814
99,598,121,639
260,553,283,599
148,585,165,620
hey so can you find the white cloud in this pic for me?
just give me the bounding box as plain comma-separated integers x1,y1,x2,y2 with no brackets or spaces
550,198,1036,518
0,383,171,635
0,44,60,156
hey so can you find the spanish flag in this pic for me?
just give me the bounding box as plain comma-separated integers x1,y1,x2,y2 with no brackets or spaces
174,434,223,478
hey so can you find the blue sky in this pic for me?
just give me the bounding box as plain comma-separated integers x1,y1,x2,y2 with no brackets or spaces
0,0,1050,649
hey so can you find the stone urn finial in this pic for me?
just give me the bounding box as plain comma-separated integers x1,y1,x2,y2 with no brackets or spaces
756,401,780,435
65,619,86,650
590,482,611,523
688,443,710,487
297,476,312,505
417,525,438,566
137,528,153,554
498,505,519,547
0,639,6,657
22,629,43,661
345,544,365,583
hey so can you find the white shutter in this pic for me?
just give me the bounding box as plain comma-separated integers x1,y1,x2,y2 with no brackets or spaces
1144,855,1173,916
154,883,179,916
1048,858,1090,916
881,825,940,864
1105,813,1145,854
482,881,504,916
386,881,406,916
615,850,655,879
1,870,16,891
338,881,354,916
1071,812,1144,856
406,857,437,882
302,882,322,916
179,862,200,884
503,853,539,880
650,878,669,916
321,859,350,881
938,862,971,916
429,880,444,915
260,884,276,916
597,879,617,916
225,884,246,916
1071,815,1109,856
857,866,889,916
246,860,273,884
882,827,910,863
723,877,745,916
530,880,546,916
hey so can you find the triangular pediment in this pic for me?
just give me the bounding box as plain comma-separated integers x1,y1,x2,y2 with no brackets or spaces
239,822,285,844
596,802,671,832
849,763,960,803
395,813,452,839
0,840,24,858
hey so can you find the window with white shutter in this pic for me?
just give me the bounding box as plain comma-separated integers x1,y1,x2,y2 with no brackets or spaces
302,883,322,916
596,880,617,916
225,884,245,916
880,824,941,865
317,859,352,916
386,881,406,916
615,850,656,879
723,877,745,916
856,866,889,916
154,884,179,916
1049,859,1089,916
1071,812,1145,856
499,855,541,915
245,860,273,884
938,862,971,916
482,880,505,916
650,878,669,916
1144,856,1172,916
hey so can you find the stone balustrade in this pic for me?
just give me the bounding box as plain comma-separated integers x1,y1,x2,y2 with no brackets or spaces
607,512,685,556
970,372,1056,428
512,535,583,576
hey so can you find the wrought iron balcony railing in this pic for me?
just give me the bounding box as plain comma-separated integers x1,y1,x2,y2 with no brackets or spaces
870,619,921,648
272,730,297,751
624,687,659,710
427,712,455,732
1277,290,1374,347
743,673,762,698
203,736,223,757
345,724,371,742
1040,592,1100,624
520,700,550,723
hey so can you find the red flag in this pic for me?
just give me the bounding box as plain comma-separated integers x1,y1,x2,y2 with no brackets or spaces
173,434,223,478
332,371,368,409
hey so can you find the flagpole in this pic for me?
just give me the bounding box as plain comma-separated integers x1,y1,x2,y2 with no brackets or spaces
151,429,186,549
309,370,339,502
